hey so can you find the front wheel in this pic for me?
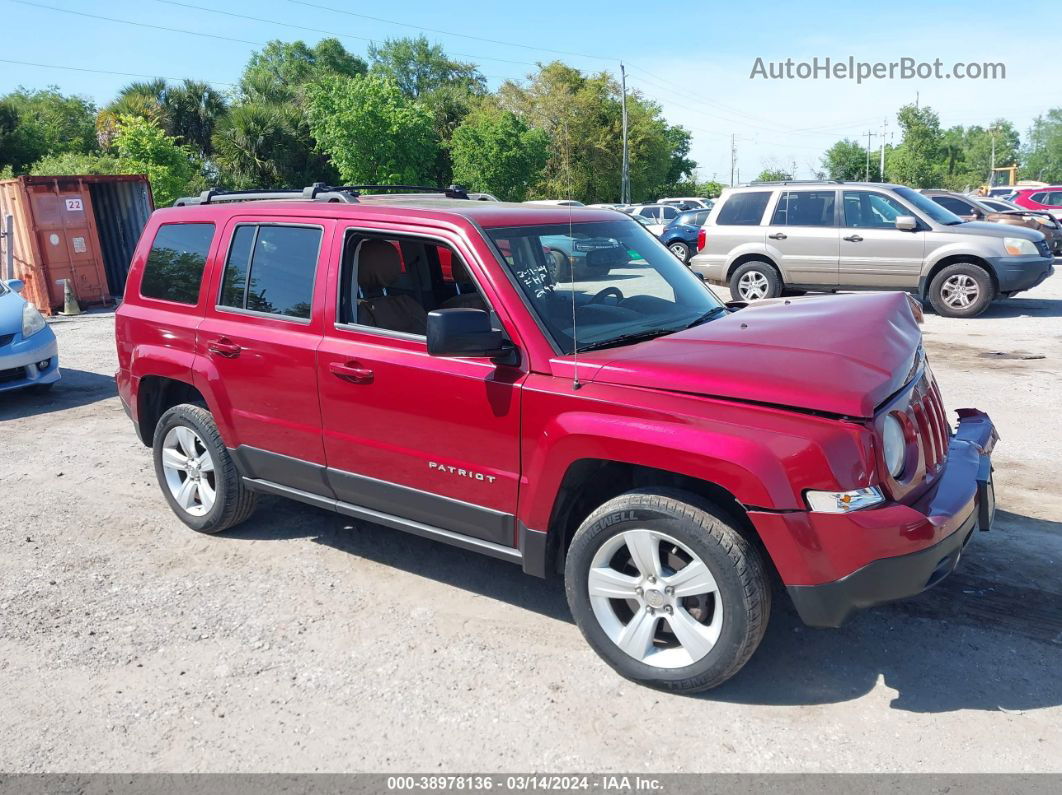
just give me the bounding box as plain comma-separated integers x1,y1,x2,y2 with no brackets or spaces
564,489,771,693
152,403,257,534
928,263,993,318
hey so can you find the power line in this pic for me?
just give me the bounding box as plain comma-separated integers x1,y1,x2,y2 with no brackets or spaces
0,57,236,86
285,0,617,62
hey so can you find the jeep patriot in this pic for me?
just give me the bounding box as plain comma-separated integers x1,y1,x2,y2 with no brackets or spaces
115,184,998,692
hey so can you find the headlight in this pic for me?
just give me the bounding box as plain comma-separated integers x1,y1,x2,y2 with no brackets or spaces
1003,236,1038,256
805,487,884,513
22,302,46,338
882,414,906,478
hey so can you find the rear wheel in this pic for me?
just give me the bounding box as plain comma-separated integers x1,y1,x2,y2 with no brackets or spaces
729,261,782,301
564,489,771,693
548,249,573,281
668,241,691,262
928,262,993,318
152,403,257,534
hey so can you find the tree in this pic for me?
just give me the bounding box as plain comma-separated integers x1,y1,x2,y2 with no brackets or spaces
886,104,944,187
240,39,367,104
450,106,549,200
306,74,438,184
0,87,98,174
369,36,484,99
822,138,870,180
755,167,791,182
100,79,227,158
112,115,200,206
30,151,123,176
1023,108,1062,183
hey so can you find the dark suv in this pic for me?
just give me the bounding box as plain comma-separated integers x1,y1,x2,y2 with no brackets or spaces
116,185,997,693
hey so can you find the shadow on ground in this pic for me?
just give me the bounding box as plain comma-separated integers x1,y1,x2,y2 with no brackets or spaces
221,496,1062,714
975,295,1062,319
0,368,116,421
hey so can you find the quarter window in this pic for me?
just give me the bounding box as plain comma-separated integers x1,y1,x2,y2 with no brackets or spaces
716,192,771,226
219,224,321,320
770,191,836,227
140,223,215,305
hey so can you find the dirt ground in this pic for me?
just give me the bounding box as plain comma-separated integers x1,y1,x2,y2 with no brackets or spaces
1,274,1060,773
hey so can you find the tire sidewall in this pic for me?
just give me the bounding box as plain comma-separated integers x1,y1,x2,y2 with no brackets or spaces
668,241,690,262
152,405,233,533
565,504,758,689
729,261,781,301
929,263,993,318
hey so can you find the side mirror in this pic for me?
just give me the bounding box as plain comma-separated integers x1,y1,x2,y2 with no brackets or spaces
5,279,24,293
427,308,513,361
895,215,918,231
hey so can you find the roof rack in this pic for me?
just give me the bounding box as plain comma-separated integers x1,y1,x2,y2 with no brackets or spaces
172,182,470,206
747,179,845,186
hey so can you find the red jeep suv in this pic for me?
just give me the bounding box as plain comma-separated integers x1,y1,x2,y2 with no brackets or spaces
115,184,998,693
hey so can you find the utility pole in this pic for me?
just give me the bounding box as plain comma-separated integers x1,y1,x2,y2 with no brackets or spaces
619,62,630,204
864,130,877,181
879,118,888,181
730,134,737,186
989,127,997,187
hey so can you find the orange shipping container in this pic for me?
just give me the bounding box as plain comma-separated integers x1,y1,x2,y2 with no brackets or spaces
0,174,154,315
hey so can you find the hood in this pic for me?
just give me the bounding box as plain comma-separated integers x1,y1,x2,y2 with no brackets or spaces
945,220,1042,241
587,292,922,418
0,289,25,335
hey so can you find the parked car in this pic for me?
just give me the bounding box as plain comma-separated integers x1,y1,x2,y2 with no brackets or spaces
1010,186,1062,220
539,232,630,280
116,183,998,693
468,192,500,202
0,278,60,393
659,208,710,262
658,197,713,210
628,203,681,236
923,189,1062,254
690,181,1055,317
524,199,585,207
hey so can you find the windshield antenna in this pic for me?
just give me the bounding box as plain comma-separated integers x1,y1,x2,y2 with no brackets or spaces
564,119,581,390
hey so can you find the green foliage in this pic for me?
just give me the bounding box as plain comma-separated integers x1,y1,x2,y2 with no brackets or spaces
1022,109,1062,183
0,87,98,174
755,167,792,182
369,36,485,99
450,106,549,201
101,79,227,158
886,104,945,187
240,39,367,104
0,165,13,180
822,139,871,181
113,115,200,206
29,151,124,176
306,74,438,184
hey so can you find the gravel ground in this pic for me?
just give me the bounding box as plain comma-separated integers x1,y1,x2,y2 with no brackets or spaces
1,275,1060,773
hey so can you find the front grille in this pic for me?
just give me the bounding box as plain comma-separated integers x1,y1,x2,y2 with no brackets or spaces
0,366,26,384
906,368,951,478
1036,238,1052,258
0,333,14,348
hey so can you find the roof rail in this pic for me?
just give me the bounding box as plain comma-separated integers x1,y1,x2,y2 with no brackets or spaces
171,182,470,206
746,179,845,186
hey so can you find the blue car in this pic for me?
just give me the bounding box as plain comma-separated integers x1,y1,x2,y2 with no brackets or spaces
660,208,711,263
0,279,60,393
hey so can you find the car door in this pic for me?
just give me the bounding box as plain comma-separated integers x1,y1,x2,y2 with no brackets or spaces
762,189,839,286
316,222,526,548
839,190,926,288
196,217,334,493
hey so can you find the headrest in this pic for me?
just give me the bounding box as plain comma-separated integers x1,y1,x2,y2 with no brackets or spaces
358,239,401,289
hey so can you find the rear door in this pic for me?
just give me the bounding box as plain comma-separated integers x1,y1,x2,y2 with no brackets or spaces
762,189,839,286
839,190,926,288
196,217,334,492
707,191,772,264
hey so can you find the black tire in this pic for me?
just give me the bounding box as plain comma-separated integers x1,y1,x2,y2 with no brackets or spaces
564,488,771,693
152,403,257,534
729,261,782,302
547,249,573,281
667,240,691,262
927,262,994,318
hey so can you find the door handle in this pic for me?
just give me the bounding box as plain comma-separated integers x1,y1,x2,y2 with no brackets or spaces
329,360,374,384
768,232,787,240
843,234,864,242
207,338,242,358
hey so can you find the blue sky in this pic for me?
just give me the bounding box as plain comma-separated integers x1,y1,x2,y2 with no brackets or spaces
2,0,1059,189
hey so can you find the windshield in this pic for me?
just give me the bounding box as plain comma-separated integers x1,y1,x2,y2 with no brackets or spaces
894,186,964,225
486,218,725,354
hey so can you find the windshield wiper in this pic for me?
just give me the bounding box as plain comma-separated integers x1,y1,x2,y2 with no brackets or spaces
682,305,729,329
576,327,677,352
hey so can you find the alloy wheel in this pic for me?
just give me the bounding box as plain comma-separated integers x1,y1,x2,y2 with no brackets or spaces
588,529,723,669
940,274,980,309
738,271,770,300
160,426,216,517
669,243,688,260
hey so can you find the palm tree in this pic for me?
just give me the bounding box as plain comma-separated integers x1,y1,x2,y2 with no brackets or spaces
101,79,227,159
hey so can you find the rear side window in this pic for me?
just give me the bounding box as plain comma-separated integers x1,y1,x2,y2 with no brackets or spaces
140,223,215,305
1030,192,1047,203
931,195,973,215
717,192,771,225
219,224,322,320
771,191,836,226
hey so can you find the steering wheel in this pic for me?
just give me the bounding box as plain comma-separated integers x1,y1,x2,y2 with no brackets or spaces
589,286,624,305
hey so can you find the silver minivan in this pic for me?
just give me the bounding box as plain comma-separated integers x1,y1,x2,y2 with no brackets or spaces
690,180,1055,317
